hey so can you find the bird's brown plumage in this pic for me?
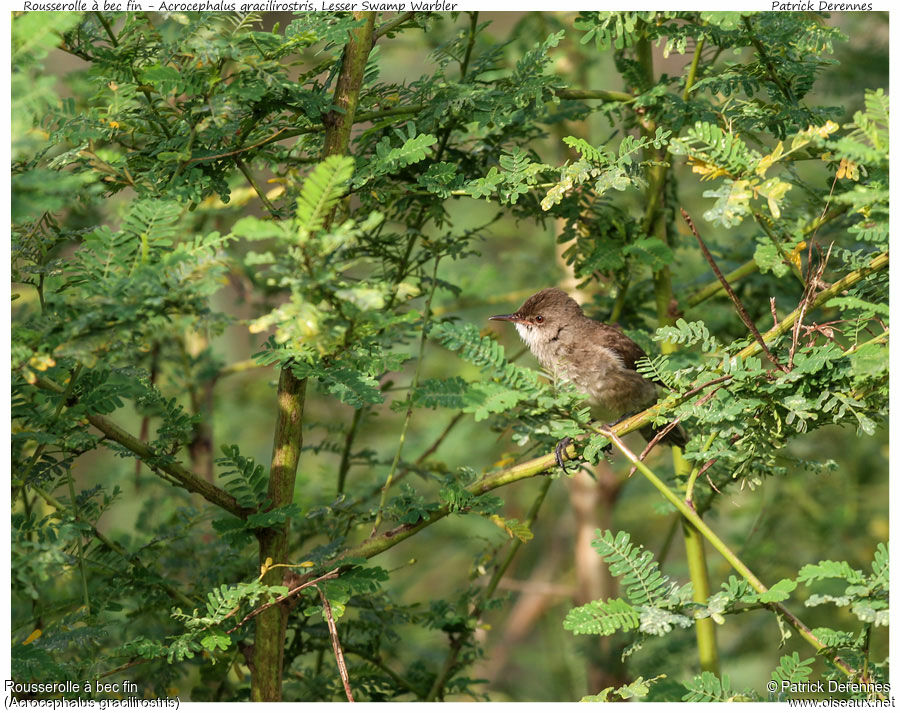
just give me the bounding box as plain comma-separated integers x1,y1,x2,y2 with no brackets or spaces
491,287,686,447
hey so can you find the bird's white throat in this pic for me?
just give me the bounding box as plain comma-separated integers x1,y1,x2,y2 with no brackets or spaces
514,322,555,371
514,323,537,350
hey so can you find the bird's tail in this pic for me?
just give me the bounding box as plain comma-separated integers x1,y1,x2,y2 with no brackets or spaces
640,421,688,448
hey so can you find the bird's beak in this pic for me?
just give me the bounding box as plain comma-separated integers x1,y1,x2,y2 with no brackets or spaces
489,313,520,323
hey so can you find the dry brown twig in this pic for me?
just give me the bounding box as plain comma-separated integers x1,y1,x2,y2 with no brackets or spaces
789,242,834,369
681,208,789,373
317,586,355,702
625,382,725,478
626,417,685,478
225,568,341,634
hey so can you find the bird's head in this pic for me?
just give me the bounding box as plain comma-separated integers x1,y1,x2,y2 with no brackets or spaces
490,288,583,348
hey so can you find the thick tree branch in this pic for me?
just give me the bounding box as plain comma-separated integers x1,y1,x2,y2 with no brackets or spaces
252,11,377,703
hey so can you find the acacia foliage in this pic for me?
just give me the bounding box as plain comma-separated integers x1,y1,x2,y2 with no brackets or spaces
11,11,888,702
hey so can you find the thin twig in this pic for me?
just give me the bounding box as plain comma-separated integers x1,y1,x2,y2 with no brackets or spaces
681,208,789,372
626,383,724,479
218,359,265,378
225,568,340,634
789,243,833,370
374,11,415,40
684,431,719,509
235,157,278,217
95,659,146,680
317,586,355,702
697,459,720,488
805,173,841,280
679,375,733,401
626,417,684,478
337,408,364,496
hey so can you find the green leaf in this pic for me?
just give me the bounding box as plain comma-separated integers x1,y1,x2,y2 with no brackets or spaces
638,605,693,635
754,238,792,277
216,444,268,509
582,674,665,702
758,578,797,603
563,597,640,635
797,560,865,585
682,671,740,703
232,216,286,241
591,530,672,607
295,155,355,235
319,367,384,408
200,631,232,653
410,377,469,409
464,381,525,421
870,542,888,590
623,237,674,270
770,651,815,683
141,64,181,90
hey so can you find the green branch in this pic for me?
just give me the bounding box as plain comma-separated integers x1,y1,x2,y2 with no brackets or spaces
601,428,859,680
374,11,416,40
682,519,718,675
30,374,251,519
682,36,706,101
554,88,634,103
252,11,377,703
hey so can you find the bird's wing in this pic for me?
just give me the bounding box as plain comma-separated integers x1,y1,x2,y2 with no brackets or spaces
598,324,648,372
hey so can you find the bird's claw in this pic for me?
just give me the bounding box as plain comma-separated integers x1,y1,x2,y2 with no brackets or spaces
555,436,574,472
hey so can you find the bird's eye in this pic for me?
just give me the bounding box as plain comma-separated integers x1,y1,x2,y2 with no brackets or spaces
535,315,544,323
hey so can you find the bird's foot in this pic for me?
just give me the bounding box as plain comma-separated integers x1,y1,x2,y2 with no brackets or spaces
555,436,575,472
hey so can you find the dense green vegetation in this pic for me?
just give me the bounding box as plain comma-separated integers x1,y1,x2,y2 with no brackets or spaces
11,10,888,702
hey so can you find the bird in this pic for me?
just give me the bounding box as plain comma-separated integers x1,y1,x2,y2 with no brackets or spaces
489,287,687,468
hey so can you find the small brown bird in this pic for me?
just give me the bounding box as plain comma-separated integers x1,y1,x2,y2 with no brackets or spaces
490,287,686,466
